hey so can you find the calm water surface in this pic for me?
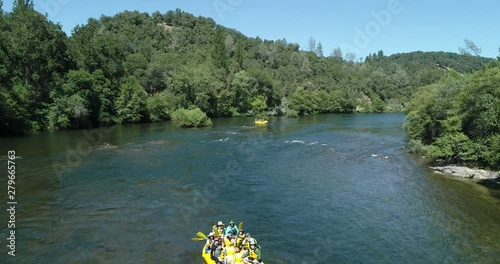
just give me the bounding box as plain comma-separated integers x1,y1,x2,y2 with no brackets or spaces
1,113,499,263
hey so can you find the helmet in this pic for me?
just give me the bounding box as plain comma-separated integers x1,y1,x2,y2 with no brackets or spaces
208,232,214,237
217,221,224,226
229,220,235,224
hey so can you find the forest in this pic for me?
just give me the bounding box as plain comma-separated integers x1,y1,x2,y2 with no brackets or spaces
0,1,496,146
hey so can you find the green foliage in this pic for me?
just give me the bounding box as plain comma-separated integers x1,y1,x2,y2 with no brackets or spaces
455,67,500,140
251,95,267,115
404,73,464,143
484,134,500,169
171,107,212,127
429,132,480,165
116,77,147,123
146,92,179,122
289,87,320,115
404,139,429,155
48,69,113,129
231,70,253,113
405,65,500,169
286,109,299,118
212,26,228,71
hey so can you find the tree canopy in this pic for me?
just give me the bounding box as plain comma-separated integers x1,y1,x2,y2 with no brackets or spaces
405,64,500,169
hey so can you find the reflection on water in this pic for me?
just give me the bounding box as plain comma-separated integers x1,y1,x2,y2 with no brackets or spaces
0,113,499,263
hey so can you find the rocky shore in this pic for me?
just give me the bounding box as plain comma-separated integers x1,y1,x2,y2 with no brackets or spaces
431,166,500,180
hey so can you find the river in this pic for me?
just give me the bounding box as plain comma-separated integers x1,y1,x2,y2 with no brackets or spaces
1,113,499,263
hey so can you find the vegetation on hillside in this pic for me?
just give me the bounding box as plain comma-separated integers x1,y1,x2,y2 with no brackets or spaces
0,2,494,135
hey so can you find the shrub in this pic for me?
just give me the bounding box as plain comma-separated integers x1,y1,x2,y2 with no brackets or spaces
405,139,429,155
286,109,299,118
429,132,480,165
171,107,212,128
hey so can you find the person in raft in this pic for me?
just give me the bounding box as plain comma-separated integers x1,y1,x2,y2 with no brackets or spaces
225,220,239,239
211,240,225,264
236,230,246,248
234,246,245,264
224,239,237,264
213,221,225,236
243,241,262,264
205,232,216,253
242,233,258,250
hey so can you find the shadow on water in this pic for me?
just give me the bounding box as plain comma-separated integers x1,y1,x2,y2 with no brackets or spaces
478,177,500,199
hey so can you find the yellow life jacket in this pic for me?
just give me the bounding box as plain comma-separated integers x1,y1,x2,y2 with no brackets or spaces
236,235,245,247
234,252,244,263
244,238,258,249
212,225,224,237
249,248,258,259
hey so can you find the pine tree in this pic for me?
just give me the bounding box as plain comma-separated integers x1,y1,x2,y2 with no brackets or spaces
316,42,324,57
308,37,316,52
235,41,244,70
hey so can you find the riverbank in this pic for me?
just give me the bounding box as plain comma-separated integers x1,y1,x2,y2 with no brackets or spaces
431,165,500,192
431,166,499,180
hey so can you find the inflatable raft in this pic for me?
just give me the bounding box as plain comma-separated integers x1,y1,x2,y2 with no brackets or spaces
255,119,268,124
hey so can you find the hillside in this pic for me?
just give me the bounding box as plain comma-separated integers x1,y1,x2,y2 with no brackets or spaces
0,5,497,135
385,51,492,73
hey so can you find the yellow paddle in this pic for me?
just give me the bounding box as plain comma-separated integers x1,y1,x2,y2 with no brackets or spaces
197,231,207,239
213,225,219,237
238,222,243,231
193,231,208,241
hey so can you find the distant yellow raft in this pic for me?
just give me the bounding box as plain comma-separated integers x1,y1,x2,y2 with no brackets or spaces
255,119,268,124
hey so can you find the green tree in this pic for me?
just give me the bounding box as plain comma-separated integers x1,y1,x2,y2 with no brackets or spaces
116,77,147,123
171,107,212,127
234,41,244,70
0,2,73,133
212,26,228,71
251,95,267,115
146,91,184,122
455,67,500,140
231,70,254,113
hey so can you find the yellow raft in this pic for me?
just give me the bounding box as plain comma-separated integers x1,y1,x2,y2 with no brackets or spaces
202,237,230,264
202,244,215,264
202,237,263,264
255,119,269,125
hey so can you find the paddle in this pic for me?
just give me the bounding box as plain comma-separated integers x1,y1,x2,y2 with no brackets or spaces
238,222,243,231
192,237,206,241
197,231,207,239
213,225,219,237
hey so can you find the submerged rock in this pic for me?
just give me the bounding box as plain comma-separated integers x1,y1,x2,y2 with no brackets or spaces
431,166,499,180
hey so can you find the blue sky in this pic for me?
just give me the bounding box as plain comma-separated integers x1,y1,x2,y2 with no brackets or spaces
3,0,500,59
